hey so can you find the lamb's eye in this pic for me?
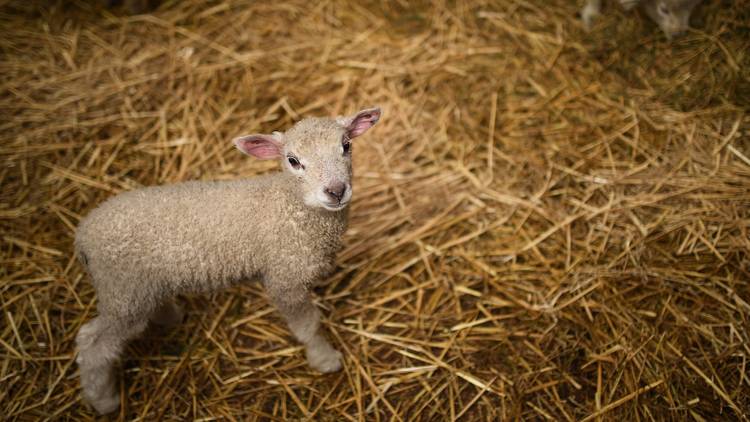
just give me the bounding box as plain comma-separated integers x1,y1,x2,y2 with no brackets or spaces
342,141,351,155
287,156,303,170
658,3,669,15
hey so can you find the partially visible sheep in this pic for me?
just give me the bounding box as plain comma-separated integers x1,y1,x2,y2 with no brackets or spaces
74,107,381,414
581,0,702,39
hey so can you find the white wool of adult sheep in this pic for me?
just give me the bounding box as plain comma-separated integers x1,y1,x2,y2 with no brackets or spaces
73,107,382,415
581,0,702,39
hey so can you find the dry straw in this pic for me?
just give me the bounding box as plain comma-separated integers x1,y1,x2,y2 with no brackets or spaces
1,0,749,420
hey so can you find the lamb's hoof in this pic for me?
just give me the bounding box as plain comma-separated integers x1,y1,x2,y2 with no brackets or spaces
307,348,343,373
580,6,600,30
620,0,638,11
86,392,120,415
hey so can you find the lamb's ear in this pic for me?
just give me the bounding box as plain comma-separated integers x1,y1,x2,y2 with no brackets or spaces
338,107,381,139
233,133,284,160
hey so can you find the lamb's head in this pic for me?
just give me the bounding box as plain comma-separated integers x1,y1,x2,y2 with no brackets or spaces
646,0,701,39
233,107,381,211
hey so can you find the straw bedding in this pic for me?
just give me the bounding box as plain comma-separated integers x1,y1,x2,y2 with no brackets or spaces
1,0,749,420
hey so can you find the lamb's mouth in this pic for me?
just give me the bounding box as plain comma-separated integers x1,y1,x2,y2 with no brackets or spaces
322,201,349,211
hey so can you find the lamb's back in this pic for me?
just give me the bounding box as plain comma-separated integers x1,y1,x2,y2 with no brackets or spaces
75,177,279,289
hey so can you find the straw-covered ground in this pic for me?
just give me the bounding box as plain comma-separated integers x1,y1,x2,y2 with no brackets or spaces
1,0,749,420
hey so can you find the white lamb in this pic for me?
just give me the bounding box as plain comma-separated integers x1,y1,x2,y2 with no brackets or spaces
74,107,381,414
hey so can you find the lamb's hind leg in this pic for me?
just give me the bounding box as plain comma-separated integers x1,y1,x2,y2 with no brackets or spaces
76,315,147,414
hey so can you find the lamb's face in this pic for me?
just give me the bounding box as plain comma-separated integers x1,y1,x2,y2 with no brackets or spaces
233,107,381,212
283,118,354,211
648,0,701,39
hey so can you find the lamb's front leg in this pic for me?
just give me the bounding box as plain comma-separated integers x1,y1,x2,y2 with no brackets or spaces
618,0,640,11
581,0,603,29
265,281,342,373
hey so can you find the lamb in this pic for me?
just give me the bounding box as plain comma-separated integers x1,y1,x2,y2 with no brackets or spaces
581,0,702,39
74,107,381,414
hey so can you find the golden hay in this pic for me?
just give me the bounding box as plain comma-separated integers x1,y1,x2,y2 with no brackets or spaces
1,0,749,420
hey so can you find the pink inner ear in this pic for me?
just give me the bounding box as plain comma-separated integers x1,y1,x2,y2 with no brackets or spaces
234,136,281,159
349,121,373,137
347,109,381,138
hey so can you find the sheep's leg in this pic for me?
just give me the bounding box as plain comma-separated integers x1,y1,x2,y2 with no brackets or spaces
289,302,343,373
266,285,342,373
618,0,639,11
581,0,602,29
150,299,184,327
76,316,147,414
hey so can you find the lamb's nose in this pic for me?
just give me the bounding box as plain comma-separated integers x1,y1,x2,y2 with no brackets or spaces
325,182,346,202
